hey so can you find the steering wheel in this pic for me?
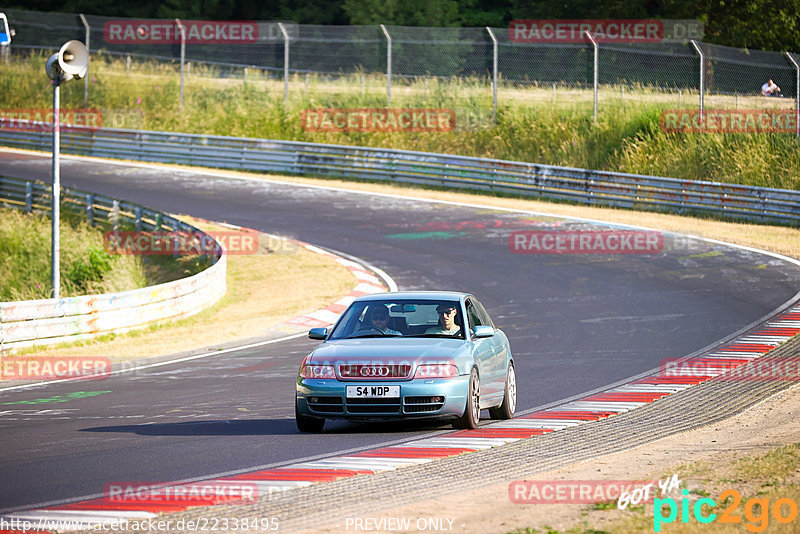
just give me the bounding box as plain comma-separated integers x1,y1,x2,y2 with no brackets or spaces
353,326,388,336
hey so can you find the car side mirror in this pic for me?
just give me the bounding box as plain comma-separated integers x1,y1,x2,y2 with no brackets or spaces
474,325,494,338
308,327,328,340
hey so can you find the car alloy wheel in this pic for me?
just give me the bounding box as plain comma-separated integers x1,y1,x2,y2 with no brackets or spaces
454,368,480,429
489,363,516,420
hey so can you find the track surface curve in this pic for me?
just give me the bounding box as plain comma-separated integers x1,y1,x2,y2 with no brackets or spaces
1,151,799,512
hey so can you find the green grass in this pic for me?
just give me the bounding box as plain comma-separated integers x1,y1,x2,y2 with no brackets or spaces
0,207,203,301
3,52,800,190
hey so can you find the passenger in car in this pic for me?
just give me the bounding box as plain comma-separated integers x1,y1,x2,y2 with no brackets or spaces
424,303,461,336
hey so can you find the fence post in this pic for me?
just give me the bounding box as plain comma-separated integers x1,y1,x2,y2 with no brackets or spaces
486,27,498,119
785,52,800,138
690,40,704,122
175,19,186,110
112,200,120,232
380,24,392,107
86,193,94,226
278,22,290,102
584,31,598,125
25,181,32,213
79,14,90,107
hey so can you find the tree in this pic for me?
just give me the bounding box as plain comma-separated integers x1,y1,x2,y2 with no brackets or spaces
343,0,460,26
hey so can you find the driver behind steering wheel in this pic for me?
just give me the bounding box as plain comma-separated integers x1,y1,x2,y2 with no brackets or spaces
367,305,401,335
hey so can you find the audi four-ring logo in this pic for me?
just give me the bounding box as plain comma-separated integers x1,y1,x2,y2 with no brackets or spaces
359,366,390,377
339,364,412,378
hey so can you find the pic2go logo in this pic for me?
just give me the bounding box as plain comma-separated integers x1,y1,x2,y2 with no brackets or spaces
654,489,799,532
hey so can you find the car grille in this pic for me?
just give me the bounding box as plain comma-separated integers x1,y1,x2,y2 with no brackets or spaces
307,396,343,414
404,395,445,413
338,364,412,380
346,396,401,414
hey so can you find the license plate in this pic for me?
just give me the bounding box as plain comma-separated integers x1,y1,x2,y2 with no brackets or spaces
346,385,400,398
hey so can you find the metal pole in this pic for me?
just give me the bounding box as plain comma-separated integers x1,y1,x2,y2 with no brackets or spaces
278,23,289,102
486,27,498,118
584,31,598,125
785,52,800,138
51,80,61,299
380,24,392,107
79,14,90,107
690,40,704,122
175,19,185,109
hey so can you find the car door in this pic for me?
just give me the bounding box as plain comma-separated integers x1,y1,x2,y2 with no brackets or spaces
466,298,500,404
474,298,507,400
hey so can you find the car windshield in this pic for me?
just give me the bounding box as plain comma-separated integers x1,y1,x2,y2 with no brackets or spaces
328,299,465,340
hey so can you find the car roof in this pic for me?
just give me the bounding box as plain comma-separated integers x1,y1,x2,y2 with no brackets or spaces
354,291,470,302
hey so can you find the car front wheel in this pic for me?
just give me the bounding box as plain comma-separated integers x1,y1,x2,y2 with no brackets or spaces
453,369,480,429
489,363,516,420
295,397,325,433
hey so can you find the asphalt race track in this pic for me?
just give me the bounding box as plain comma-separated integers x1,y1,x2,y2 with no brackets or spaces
1,150,799,512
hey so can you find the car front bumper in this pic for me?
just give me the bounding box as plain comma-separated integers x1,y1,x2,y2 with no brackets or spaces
296,376,469,421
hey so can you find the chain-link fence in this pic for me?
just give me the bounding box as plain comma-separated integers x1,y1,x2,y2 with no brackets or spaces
3,8,799,129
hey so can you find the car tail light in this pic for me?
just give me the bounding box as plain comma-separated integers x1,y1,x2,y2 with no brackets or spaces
414,363,459,379
300,364,336,379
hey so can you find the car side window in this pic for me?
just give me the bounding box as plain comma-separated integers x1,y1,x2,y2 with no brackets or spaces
473,299,494,329
465,299,483,333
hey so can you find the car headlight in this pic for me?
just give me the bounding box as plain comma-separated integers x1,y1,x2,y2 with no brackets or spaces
414,363,459,379
299,364,336,379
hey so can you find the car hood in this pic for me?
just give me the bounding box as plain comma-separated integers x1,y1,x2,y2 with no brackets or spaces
308,337,465,365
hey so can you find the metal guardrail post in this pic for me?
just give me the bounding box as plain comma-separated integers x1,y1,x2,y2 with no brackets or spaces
86,193,94,225
690,40,705,123
25,181,32,213
278,23,289,102
79,14,89,107
112,199,119,232
785,52,800,138
380,24,392,107
584,31,599,125
134,206,142,230
486,27,498,119
175,19,186,110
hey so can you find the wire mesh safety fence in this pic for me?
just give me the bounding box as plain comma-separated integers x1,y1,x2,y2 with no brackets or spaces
2,8,800,126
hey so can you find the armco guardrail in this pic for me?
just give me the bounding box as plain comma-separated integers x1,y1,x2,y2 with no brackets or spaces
1,124,799,224
0,175,226,352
